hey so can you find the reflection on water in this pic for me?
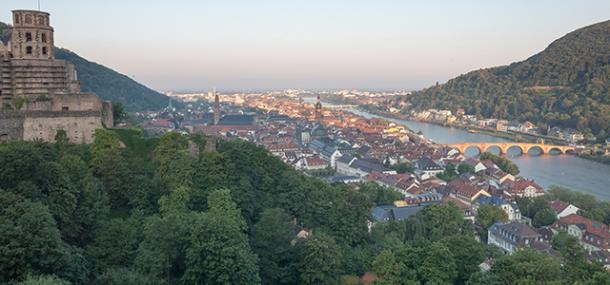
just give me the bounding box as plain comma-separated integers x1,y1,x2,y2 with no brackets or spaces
339,107,610,200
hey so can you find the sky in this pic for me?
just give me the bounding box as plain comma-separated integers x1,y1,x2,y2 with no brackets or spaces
1,0,609,92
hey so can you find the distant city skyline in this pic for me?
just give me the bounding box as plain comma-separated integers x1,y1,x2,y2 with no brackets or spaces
1,0,609,91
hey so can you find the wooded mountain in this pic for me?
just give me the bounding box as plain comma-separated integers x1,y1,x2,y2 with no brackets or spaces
0,22,169,111
407,20,610,139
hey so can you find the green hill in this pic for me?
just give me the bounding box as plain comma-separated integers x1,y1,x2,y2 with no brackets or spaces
407,20,610,139
0,22,169,111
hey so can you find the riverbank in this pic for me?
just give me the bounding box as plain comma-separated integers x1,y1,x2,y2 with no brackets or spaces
355,106,610,165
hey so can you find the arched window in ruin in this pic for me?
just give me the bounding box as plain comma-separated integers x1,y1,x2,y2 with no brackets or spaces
15,16,20,25
25,14,32,24
37,16,44,25
26,46,33,54
26,32,32,42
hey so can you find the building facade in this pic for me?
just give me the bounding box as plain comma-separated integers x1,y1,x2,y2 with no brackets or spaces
0,10,112,144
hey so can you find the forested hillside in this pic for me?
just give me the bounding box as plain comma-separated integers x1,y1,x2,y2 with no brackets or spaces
0,22,169,111
408,20,610,139
1,131,608,284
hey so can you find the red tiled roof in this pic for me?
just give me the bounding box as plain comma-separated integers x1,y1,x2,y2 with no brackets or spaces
548,200,570,214
555,214,610,246
306,155,327,167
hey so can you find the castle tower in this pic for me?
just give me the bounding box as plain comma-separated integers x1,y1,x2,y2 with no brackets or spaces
314,95,322,122
11,10,54,59
213,88,220,125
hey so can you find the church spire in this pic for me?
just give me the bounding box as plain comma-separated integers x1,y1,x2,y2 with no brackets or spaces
213,88,220,125
314,95,322,122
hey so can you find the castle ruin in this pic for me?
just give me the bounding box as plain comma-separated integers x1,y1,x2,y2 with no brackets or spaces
0,10,112,144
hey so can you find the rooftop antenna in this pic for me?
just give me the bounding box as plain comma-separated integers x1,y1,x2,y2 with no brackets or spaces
37,0,41,11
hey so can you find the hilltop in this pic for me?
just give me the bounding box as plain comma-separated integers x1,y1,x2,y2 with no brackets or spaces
407,20,610,139
0,22,169,111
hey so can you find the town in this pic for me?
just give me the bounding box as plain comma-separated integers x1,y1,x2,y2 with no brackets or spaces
136,89,610,269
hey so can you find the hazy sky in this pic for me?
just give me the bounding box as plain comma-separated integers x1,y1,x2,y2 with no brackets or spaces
1,1,609,91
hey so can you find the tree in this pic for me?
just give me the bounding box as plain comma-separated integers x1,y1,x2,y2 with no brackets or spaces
112,102,126,124
184,189,260,285
359,183,403,206
18,275,70,285
533,208,557,227
251,208,298,285
90,129,130,208
475,205,508,241
95,268,165,285
418,242,458,284
88,216,143,273
153,133,195,189
371,250,413,285
0,193,72,283
136,187,193,282
441,235,486,285
299,233,342,285
483,249,563,284
437,163,459,182
480,152,520,175
389,162,415,174
458,163,475,175
417,203,464,240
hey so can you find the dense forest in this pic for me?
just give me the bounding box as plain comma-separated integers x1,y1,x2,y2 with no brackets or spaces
0,23,170,111
407,20,610,140
1,130,609,284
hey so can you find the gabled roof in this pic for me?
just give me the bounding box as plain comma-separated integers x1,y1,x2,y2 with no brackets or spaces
492,221,540,239
218,114,256,126
337,154,356,165
351,158,387,173
416,157,443,170
548,200,571,214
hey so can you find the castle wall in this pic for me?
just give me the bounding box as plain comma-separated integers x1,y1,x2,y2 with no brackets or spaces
22,111,102,144
0,112,25,140
23,93,102,112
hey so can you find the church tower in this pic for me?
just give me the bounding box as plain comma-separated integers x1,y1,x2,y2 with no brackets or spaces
314,95,322,122
213,89,220,125
11,10,55,59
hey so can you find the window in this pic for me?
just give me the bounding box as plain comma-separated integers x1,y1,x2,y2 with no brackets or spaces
62,106,69,111
42,47,47,55
26,32,32,42
25,15,32,24
41,33,47,43
26,46,33,55
15,16,20,24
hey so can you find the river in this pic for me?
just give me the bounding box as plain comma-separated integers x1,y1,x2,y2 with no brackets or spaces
327,104,610,200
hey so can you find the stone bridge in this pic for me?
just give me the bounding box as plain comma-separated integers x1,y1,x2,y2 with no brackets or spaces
446,142,575,155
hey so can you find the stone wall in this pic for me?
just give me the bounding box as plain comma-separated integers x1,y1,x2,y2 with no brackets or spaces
0,111,25,140
22,111,102,144
23,92,102,112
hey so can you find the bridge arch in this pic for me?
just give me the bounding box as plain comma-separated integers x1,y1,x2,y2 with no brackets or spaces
526,145,544,155
506,145,525,156
484,145,503,155
447,142,575,157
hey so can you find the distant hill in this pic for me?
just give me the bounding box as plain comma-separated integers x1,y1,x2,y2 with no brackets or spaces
0,22,169,111
407,20,610,139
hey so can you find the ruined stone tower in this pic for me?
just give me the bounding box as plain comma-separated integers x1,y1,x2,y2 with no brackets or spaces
0,10,113,144
11,10,54,60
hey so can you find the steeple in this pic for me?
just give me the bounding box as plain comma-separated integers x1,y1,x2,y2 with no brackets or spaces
213,88,220,125
314,95,322,122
